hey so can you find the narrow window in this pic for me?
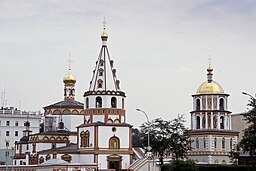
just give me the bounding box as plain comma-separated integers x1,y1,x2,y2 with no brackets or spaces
196,99,200,111
219,98,224,111
6,141,9,147
111,97,117,108
86,97,89,109
230,138,233,150
32,143,36,153
203,137,206,148
222,137,225,149
15,121,19,126
6,131,9,136
196,137,199,149
214,137,217,148
15,131,18,136
109,136,120,149
6,121,10,126
196,116,200,129
96,97,102,108
220,116,224,129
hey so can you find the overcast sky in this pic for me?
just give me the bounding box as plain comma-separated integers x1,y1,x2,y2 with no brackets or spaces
0,0,256,128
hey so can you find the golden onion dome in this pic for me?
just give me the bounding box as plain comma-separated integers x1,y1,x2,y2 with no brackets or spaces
101,29,108,41
196,81,224,94
63,69,76,85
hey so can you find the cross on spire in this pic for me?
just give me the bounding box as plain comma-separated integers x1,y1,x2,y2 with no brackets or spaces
67,54,73,70
103,17,107,30
208,55,212,67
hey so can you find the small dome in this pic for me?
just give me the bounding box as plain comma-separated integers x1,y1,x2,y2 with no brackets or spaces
63,69,76,86
101,30,108,41
196,81,224,94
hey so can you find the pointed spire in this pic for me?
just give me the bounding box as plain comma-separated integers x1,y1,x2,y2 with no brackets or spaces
88,22,122,92
207,56,213,82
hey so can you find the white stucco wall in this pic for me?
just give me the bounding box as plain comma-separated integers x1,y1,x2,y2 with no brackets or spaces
98,126,129,148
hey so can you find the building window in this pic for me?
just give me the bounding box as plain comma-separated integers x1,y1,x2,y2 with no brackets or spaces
196,99,200,111
96,96,102,108
46,154,51,161
15,131,18,136
39,156,44,164
20,160,22,165
220,116,224,129
97,79,103,89
0,120,1,126
122,98,124,109
80,130,90,147
203,137,206,148
222,137,225,149
219,98,224,111
196,137,199,149
6,141,9,147
15,121,19,126
109,136,120,149
52,143,56,149
230,138,233,150
111,97,117,108
6,121,10,126
27,144,29,150
6,131,9,136
32,143,36,153
196,116,200,129
214,137,217,148
86,98,89,109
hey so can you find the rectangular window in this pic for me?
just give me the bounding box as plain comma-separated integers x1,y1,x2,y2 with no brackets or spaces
6,131,9,136
6,121,10,126
15,131,18,136
6,141,9,147
15,121,18,126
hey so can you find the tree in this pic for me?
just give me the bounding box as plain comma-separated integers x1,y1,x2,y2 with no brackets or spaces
239,96,256,156
140,114,191,165
132,128,142,147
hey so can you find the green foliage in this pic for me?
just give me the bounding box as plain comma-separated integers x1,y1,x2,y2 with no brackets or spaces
162,159,196,171
240,97,256,156
132,128,142,147
140,114,191,165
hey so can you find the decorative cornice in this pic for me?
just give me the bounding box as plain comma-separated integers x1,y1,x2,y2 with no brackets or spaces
84,90,126,97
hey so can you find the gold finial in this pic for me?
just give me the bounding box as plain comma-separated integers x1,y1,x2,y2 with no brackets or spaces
64,55,76,85
101,17,108,41
207,55,213,73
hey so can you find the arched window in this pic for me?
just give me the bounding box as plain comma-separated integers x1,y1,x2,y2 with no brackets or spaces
99,68,104,76
80,130,90,147
196,116,200,129
86,98,89,109
220,116,224,129
214,137,217,148
219,98,224,111
203,137,206,148
111,97,117,108
222,137,225,149
96,97,102,108
196,99,200,111
196,137,199,149
213,115,217,128
109,136,120,149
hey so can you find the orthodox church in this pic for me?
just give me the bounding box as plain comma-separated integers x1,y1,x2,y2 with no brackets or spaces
13,25,133,171
186,64,239,164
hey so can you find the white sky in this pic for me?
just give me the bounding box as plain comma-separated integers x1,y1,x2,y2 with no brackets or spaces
0,0,256,128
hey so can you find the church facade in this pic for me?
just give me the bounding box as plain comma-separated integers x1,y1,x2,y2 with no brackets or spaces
12,25,133,171
186,65,239,164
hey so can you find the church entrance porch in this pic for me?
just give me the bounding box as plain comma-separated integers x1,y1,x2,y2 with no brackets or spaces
107,154,122,171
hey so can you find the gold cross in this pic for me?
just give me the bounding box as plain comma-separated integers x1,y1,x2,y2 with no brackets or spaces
208,55,212,67
67,53,73,70
103,17,107,29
